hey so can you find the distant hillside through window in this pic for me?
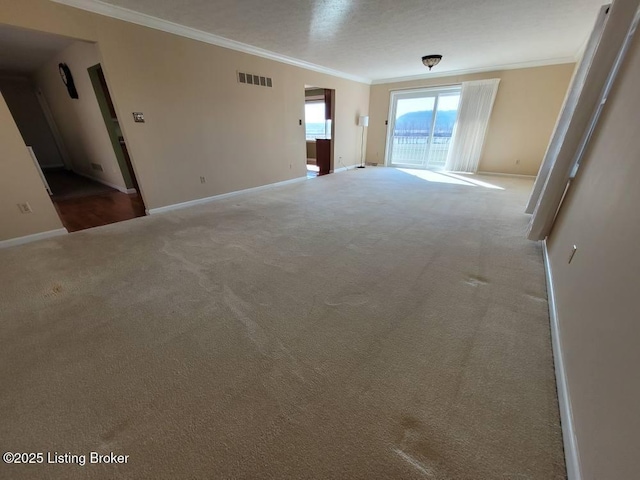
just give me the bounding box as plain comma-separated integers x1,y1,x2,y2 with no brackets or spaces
394,110,458,136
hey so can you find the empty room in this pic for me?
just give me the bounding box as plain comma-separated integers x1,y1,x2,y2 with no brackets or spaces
1,1,638,479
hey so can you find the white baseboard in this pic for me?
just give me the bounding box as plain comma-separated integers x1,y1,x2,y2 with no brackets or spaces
332,164,359,173
542,240,582,480
0,228,68,249
147,176,307,215
477,171,536,178
75,171,131,194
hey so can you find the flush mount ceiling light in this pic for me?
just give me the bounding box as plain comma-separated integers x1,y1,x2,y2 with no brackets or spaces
422,55,443,70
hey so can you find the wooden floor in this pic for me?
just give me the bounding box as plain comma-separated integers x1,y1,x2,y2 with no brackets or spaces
46,170,114,201
54,191,146,232
45,170,146,232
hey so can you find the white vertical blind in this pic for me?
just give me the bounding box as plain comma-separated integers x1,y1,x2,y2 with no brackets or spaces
527,1,640,240
445,79,500,173
525,5,609,215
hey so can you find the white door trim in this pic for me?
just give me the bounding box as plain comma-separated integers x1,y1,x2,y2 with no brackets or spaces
384,86,461,169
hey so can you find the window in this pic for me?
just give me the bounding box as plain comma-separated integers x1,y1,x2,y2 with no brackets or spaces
305,102,331,140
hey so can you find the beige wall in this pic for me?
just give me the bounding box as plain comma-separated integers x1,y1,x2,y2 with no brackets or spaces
35,40,127,190
306,141,316,159
367,64,574,175
0,0,370,240
0,91,63,241
546,29,640,480
0,76,64,168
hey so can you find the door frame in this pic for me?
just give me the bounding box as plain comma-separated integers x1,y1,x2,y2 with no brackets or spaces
384,85,461,169
87,63,142,196
303,86,336,175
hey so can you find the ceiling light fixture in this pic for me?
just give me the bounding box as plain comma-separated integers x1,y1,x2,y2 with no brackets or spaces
422,55,443,71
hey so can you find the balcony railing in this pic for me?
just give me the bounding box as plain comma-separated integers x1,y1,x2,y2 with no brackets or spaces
390,133,453,169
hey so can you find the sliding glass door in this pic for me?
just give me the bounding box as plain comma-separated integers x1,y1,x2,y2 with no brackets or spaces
386,87,461,170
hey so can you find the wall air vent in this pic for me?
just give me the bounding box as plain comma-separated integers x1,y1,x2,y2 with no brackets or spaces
237,71,273,88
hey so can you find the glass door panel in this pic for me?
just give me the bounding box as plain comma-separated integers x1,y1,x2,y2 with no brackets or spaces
389,96,435,168
386,87,461,170
426,93,461,170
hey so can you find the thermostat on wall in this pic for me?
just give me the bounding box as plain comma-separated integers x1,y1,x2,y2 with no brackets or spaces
132,112,145,123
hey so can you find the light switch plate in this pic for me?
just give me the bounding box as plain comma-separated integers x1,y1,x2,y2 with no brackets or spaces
17,202,32,214
132,112,145,123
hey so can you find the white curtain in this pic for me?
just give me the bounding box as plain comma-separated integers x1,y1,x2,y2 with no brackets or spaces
445,79,500,173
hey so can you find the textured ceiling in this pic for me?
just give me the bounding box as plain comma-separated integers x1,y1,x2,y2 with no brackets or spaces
97,0,603,81
0,25,77,74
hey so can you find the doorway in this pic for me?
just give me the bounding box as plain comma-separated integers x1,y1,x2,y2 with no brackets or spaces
88,64,141,194
304,86,335,177
385,86,461,170
0,24,146,232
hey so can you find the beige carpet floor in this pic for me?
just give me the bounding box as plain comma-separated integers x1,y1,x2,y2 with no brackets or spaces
0,168,565,479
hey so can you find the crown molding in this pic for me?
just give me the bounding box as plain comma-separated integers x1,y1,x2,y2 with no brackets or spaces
371,56,577,85
49,0,372,85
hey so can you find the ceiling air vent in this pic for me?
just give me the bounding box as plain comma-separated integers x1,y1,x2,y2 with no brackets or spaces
238,71,273,88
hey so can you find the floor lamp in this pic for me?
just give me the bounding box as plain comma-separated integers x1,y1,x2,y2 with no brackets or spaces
357,115,369,169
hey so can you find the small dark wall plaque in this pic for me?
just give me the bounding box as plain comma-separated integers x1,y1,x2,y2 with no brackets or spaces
132,112,145,123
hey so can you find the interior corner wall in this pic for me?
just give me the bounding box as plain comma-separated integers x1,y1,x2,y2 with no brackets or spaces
0,91,63,241
0,76,64,169
0,0,370,225
545,28,640,480
34,40,127,191
367,63,575,175
92,34,370,208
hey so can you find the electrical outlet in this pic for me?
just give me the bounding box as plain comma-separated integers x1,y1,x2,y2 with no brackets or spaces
17,202,32,214
200,176,206,184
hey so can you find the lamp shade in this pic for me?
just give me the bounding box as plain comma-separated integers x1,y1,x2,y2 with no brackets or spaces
358,115,369,127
